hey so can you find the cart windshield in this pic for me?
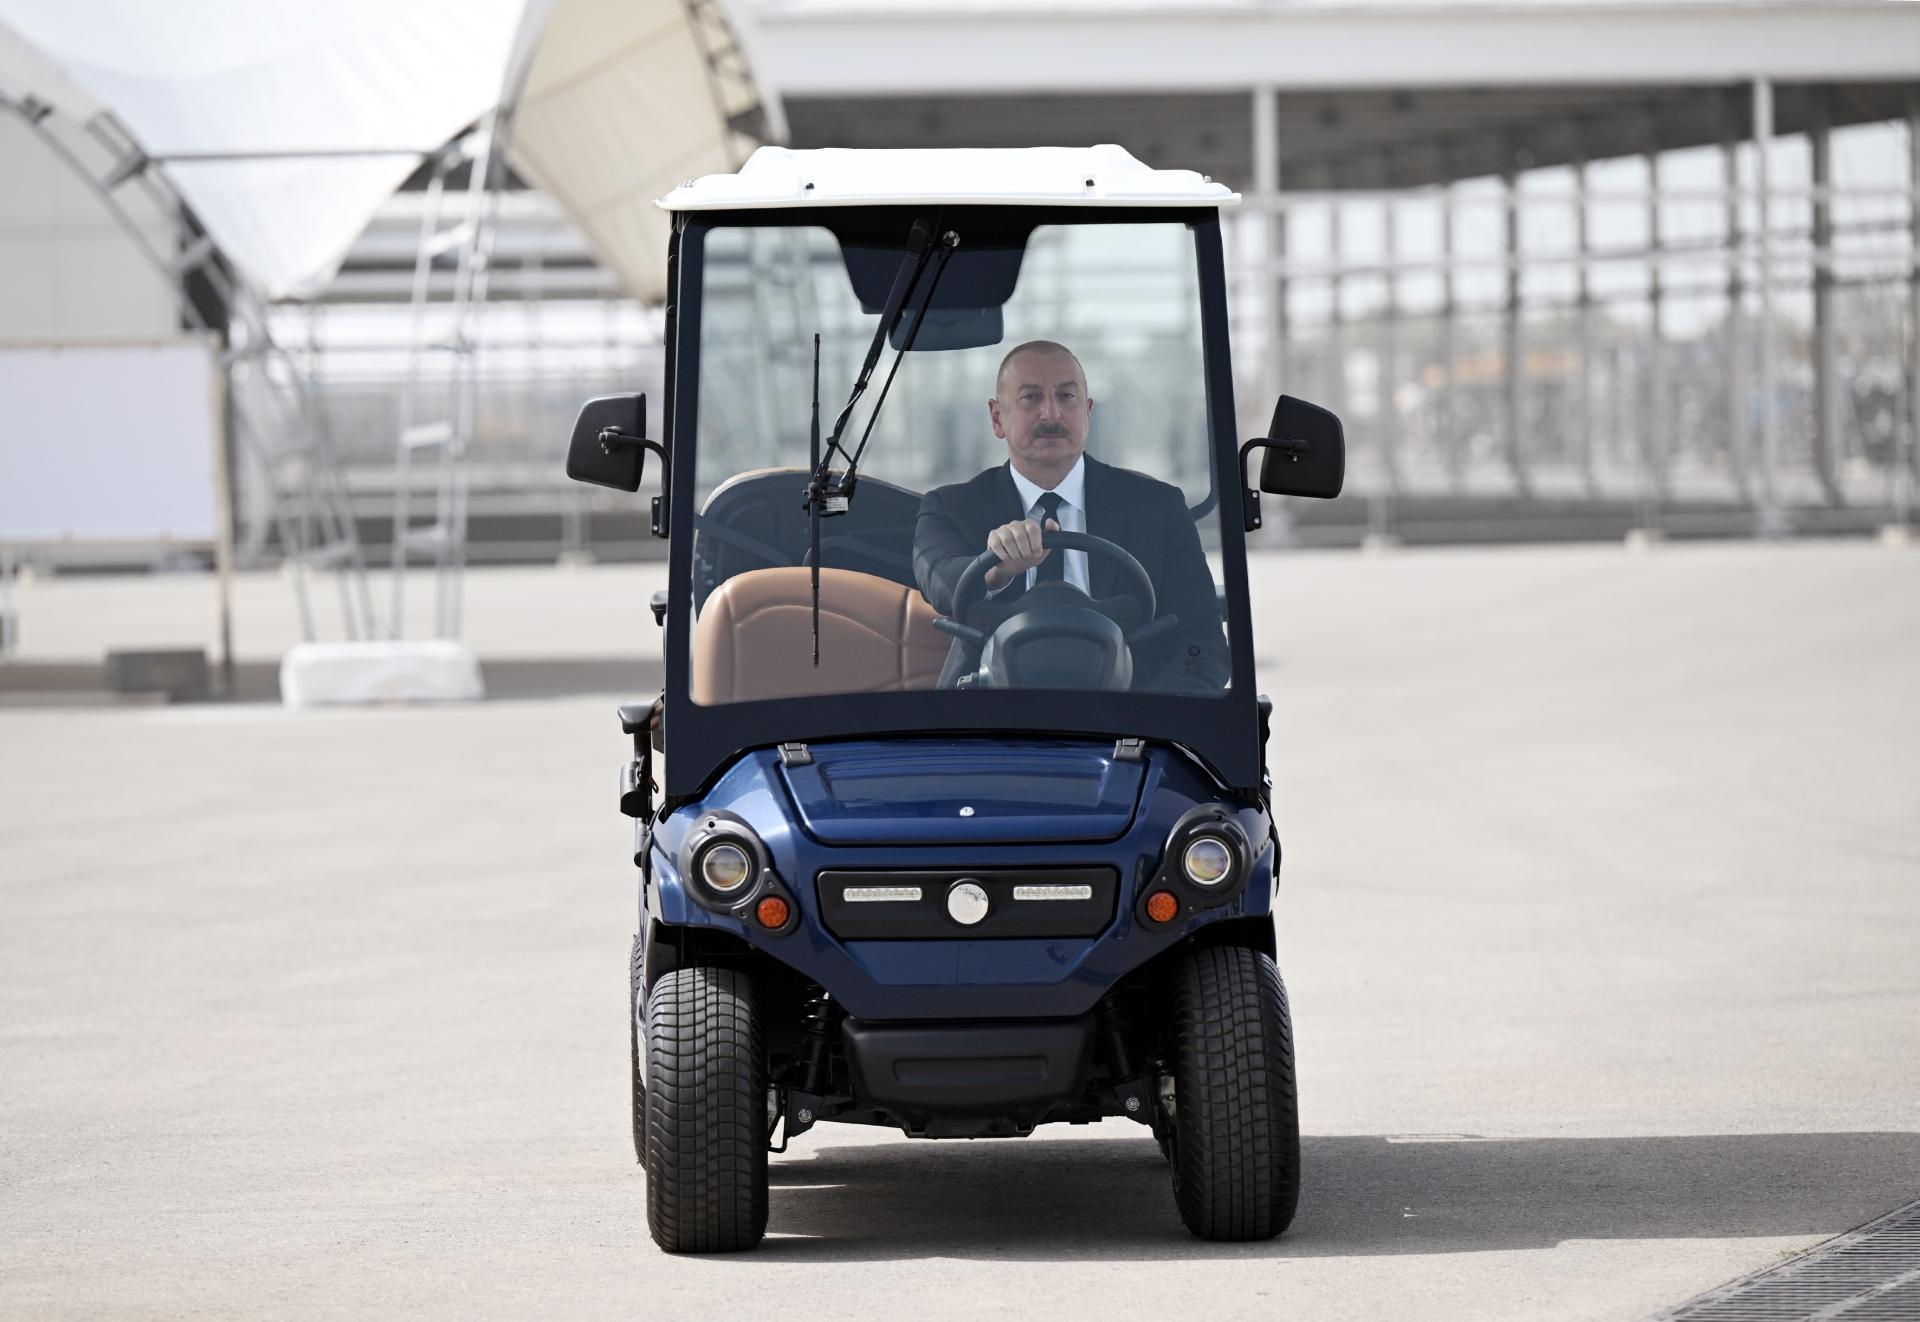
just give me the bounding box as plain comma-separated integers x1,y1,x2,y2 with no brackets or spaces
683,209,1236,707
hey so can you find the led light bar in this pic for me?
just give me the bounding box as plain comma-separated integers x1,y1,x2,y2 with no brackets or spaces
1012,884,1094,902
843,886,924,903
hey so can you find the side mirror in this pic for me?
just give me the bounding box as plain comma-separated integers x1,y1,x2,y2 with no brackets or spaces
1239,395,1344,531
566,394,655,492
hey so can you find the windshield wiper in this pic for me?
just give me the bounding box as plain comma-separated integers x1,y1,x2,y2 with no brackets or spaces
806,217,954,508
804,215,958,664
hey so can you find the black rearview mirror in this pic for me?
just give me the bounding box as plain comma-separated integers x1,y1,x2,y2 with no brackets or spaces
566,393,651,492
1260,396,1344,498
1238,395,1344,531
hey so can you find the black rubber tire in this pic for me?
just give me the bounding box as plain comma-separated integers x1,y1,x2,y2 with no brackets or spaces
643,966,769,1253
1168,945,1300,1241
1151,1098,1174,1163
629,935,646,1164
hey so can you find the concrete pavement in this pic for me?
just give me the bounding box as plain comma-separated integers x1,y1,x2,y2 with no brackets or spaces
2,541,1916,1319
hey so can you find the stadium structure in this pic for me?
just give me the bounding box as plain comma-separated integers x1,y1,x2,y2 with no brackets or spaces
3,0,1919,647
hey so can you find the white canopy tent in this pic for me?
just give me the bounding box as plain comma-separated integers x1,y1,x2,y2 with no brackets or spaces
0,0,780,302
0,0,531,299
0,0,781,677
515,0,786,303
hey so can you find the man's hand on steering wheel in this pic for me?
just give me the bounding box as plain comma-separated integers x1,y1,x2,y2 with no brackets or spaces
946,528,1158,639
935,528,1163,691
983,516,1060,591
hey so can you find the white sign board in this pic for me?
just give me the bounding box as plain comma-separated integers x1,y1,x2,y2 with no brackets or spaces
0,339,222,543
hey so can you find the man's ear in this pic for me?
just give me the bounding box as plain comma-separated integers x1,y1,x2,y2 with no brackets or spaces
988,397,1006,438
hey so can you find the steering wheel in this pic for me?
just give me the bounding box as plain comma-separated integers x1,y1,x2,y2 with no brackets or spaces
941,529,1157,651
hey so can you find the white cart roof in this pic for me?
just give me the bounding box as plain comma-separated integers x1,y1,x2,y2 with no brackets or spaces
659,144,1239,212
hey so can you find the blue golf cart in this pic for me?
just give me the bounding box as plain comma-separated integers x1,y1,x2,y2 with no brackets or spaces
564,146,1343,1252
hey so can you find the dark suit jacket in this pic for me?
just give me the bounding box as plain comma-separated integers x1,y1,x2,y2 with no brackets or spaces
913,455,1229,692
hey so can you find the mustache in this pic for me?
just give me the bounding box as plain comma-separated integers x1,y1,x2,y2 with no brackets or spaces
1031,424,1071,438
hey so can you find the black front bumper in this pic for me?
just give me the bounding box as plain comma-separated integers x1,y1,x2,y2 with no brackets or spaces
840,1013,1096,1138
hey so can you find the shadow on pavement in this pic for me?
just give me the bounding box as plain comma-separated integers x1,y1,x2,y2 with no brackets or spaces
746,1131,1920,1263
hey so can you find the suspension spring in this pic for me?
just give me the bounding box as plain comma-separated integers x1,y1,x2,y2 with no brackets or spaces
795,985,839,1095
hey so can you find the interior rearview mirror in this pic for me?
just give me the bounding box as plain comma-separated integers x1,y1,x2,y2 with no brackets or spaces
566,394,651,492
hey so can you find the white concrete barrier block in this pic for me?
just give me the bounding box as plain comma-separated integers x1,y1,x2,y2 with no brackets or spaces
280,640,485,707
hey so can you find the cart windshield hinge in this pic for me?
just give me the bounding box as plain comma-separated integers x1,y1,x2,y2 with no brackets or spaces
1113,737,1147,762
778,741,813,767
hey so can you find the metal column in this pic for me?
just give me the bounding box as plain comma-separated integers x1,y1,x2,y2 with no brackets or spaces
1723,99,1754,504
1368,186,1401,544
1252,86,1285,408
1502,153,1531,497
1754,76,1785,533
1440,167,1463,490
1644,145,1668,518
1901,93,1920,529
1274,187,1289,401
1326,173,1347,427
1574,140,1598,498
1810,87,1845,505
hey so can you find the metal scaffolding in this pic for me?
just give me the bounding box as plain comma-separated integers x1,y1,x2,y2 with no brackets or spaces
0,86,377,639
388,116,516,641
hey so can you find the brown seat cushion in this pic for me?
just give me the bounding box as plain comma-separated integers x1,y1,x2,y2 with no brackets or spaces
693,567,949,704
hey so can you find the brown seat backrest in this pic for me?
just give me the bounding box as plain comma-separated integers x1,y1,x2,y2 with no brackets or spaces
692,567,949,704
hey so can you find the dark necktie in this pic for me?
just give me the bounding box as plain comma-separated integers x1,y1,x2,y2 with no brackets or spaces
1033,491,1066,584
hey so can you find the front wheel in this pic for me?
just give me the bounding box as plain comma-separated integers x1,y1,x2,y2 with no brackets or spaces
644,966,769,1253
1168,945,1300,1240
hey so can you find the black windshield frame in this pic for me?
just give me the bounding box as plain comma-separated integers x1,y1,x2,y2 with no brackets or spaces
661,205,1260,801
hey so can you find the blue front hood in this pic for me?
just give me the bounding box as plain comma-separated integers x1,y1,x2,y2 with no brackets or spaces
776,738,1147,846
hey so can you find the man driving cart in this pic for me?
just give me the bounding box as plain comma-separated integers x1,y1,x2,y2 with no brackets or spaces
914,338,1229,693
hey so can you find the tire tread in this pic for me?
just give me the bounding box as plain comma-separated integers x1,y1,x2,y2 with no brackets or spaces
643,965,769,1253
1170,945,1300,1240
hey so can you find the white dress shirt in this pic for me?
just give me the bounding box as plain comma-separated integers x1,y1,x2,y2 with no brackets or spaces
1000,455,1089,594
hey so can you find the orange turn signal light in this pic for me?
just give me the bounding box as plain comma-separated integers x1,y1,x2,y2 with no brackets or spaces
756,896,791,929
1145,891,1179,924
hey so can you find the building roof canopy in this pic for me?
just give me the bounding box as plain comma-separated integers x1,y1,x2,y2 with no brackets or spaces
755,0,1920,190
755,2,1920,95
783,82,1918,192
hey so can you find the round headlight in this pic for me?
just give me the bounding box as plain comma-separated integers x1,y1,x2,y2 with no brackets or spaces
699,842,753,894
1182,836,1234,886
